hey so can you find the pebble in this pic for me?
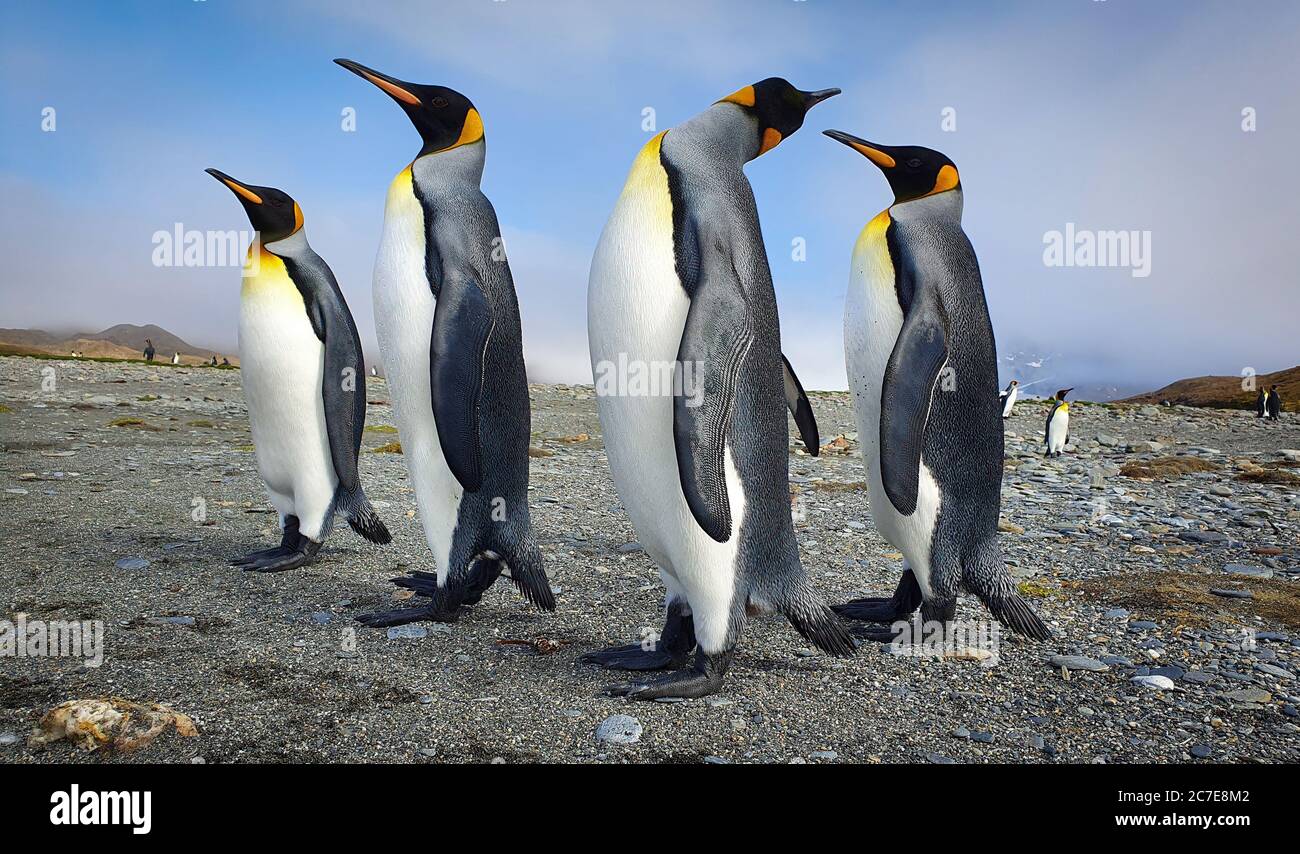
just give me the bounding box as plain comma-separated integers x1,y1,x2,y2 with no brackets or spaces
971,731,994,743
1190,744,1212,759
596,714,643,745
951,727,971,739
115,556,150,571
1049,654,1108,672
809,750,838,761
0,732,18,746
387,625,428,640
927,753,957,764
1131,675,1175,690
615,542,642,554
310,611,333,625
1225,564,1272,579
1223,688,1272,703
1210,589,1253,599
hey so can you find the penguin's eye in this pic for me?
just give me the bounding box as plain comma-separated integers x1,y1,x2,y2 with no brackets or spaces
431,96,449,108
907,158,923,169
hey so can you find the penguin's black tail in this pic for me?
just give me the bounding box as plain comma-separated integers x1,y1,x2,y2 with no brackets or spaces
780,580,856,657
336,486,391,545
496,528,555,611
965,540,1051,641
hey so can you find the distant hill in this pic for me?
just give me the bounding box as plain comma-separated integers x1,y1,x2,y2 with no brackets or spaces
1122,366,1298,412
0,324,237,366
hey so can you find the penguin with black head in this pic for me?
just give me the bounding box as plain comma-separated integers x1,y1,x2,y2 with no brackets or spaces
206,169,390,571
822,131,1051,643
585,79,853,700
336,59,553,625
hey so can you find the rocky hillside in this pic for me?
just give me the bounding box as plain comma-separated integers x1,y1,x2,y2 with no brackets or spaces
0,324,234,365
1123,366,1298,412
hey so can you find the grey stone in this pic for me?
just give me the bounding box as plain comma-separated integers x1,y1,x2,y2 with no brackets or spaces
809,750,838,761
115,556,150,571
1210,588,1253,599
1190,744,1212,759
310,611,333,624
386,625,428,640
1131,675,1175,690
1225,564,1272,579
1222,688,1271,703
0,732,19,746
596,714,643,745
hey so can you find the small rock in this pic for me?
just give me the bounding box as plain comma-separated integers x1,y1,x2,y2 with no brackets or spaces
1049,654,1108,672
951,727,971,739
809,750,838,761
615,542,642,554
1131,675,1175,690
386,625,428,640
1210,588,1253,600
0,732,19,746
927,753,957,764
310,611,333,625
596,714,642,745
1222,687,1271,703
1225,564,1272,579
1190,744,1212,759
116,557,150,571
971,731,994,744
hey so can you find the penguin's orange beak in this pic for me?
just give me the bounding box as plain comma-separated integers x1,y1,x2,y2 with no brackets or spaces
334,58,421,106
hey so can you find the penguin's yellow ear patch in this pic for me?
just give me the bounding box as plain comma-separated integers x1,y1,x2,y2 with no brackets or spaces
292,201,304,232
718,85,755,108
452,107,484,148
931,164,960,194
758,127,783,155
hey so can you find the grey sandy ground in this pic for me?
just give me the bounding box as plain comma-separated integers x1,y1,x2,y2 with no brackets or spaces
1,355,1298,764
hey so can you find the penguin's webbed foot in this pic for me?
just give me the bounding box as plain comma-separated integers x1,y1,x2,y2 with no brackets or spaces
602,649,732,701
833,569,923,625
581,643,683,671
354,602,462,627
230,546,293,567
240,537,321,573
832,596,909,622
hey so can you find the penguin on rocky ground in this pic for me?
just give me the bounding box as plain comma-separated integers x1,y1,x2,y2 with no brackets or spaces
1256,387,1268,418
1045,388,1072,457
999,379,1019,418
584,78,854,701
207,168,391,571
821,130,1051,644
171,352,180,365
336,59,554,625
1265,385,1283,420
143,339,155,362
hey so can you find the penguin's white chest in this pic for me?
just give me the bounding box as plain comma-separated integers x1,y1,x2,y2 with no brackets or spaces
587,133,743,650
372,165,463,577
1002,388,1017,416
844,211,942,592
1047,405,1069,452
237,250,337,532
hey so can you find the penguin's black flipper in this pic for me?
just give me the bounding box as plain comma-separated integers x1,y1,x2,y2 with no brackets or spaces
781,353,820,455
429,269,495,493
672,219,754,543
879,262,949,516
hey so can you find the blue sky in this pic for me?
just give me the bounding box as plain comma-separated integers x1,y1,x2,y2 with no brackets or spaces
2,0,1297,393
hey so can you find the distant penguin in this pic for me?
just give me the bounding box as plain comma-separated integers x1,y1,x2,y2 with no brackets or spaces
336,59,553,625
207,168,391,571
822,129,1051,643
1265,384,1283,420
1045,387,1073,456
210,355,218,367
584,78,853,701
999,380,1020,418
171,352,180,365
369,366,378,378
221,356,230,366
1256,388,1268,418
143,339,155,362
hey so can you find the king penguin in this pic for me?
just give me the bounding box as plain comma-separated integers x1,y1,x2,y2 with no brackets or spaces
584,78,854,701
821,131,1051,642
999,379,1019,418
1256,387,1268,418
1265,384,1283,420
1045,387,1072,456
206,169,391,570
335,59,554,625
